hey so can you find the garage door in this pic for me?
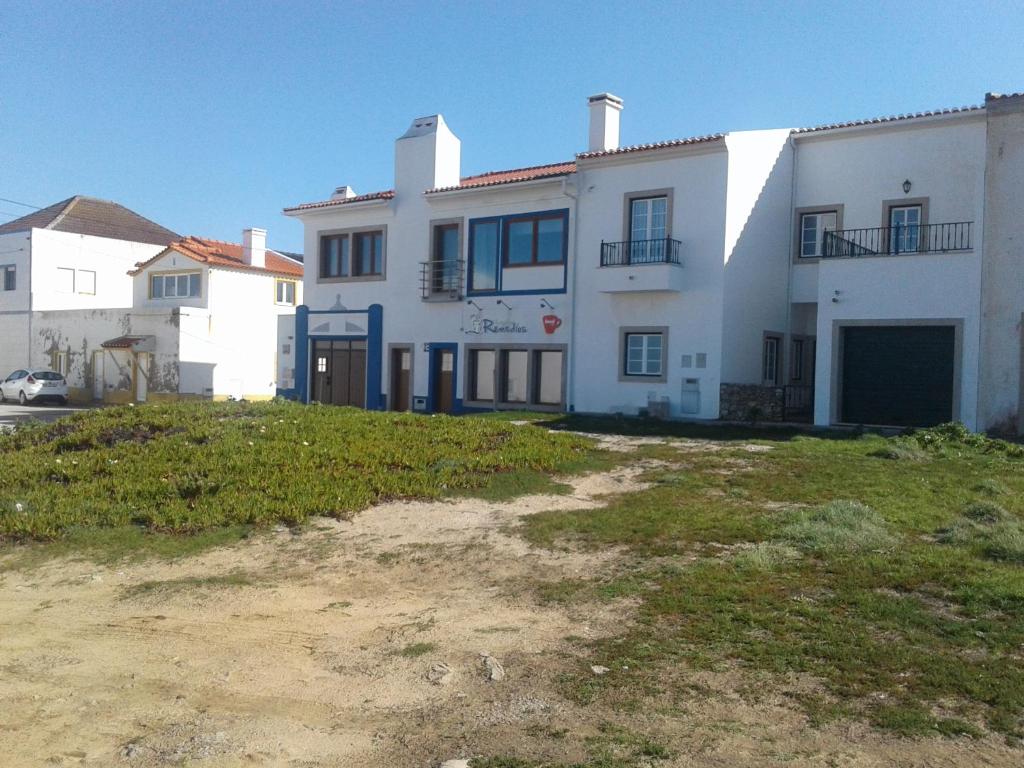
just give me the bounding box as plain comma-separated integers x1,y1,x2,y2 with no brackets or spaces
840,325,955,427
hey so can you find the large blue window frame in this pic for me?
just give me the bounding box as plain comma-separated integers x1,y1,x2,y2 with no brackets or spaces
467,208,569,296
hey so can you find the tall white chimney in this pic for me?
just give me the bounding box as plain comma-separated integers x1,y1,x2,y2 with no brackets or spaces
394,114,461,195
242,227,266,268
331,185,357,200
588,93,623,152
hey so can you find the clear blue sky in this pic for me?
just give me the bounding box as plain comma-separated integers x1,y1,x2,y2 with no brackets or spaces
2,1,1022,252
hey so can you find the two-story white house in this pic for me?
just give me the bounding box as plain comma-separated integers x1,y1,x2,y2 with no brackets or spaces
25,229,303,403
284,90,1024,434
0,195,179,378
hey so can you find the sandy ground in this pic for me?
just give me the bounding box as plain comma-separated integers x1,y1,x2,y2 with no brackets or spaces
1,436,1020,767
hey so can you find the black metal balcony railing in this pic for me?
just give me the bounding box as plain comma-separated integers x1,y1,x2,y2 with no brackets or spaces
600,237,683,267
820,221,973,258
419,258,464,300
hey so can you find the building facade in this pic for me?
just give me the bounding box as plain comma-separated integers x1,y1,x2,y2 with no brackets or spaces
285,91,1024,433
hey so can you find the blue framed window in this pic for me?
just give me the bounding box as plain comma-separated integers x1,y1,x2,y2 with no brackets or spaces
467,208,568,295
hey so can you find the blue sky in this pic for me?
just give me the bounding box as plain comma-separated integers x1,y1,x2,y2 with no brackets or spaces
2,1,1023,252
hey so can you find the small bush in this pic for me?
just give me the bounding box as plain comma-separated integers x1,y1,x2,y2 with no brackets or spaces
973,479,1009,497
962,500,1012,525
869,439,927,462
937,501,1024,563
732,541,800,571
781,500,897,554
910,422,1024,457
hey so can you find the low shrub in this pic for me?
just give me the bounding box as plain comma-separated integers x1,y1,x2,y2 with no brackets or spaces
781,500,897,554
937,501,1024,564
909,422,1024,457
732,541,800,570
869,439,927,462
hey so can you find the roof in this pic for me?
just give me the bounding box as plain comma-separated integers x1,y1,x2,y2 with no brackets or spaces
101,335,154,351
283,190,395,213
427,161,578,194
129,236,304,278
0,195,179,245
577,133,725,160
793,103,984,134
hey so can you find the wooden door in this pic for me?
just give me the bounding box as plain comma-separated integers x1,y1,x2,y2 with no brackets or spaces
92,351,105,400
391,347,411,411
434,349,454,414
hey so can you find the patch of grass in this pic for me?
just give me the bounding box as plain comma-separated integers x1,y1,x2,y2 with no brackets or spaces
122,570,253,599
522,425,1024,739
780,500,898,554
869,438,927,462
396,642,436,658
0,401,591,543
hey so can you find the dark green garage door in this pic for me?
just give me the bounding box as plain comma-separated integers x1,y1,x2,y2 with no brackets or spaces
841,325,955,427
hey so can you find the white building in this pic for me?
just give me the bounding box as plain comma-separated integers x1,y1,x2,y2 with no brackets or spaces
0,195,178,378
25,230,304,403
285,91,1024,433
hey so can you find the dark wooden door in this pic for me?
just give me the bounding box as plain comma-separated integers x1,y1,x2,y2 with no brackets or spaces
841,325,955,427
391,348,411,411
434,349,454,414
313,343,331,403
311,340,366,407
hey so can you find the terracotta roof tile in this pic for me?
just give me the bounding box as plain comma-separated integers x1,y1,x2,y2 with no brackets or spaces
427,161,577,193
283,190,395,213
130,236,304,278
577,134,725,159
0,195,179,244
793,104,983,134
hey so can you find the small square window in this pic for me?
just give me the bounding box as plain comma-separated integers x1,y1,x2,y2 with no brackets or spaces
623,332,665,379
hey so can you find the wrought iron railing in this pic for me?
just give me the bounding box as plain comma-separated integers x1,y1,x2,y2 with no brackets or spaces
819,221,972,258
600,237,683,267
419,258,464,300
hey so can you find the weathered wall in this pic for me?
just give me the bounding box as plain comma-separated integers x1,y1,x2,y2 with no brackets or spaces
719,383,785,422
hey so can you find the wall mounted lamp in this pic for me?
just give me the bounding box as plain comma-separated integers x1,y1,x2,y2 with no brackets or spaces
496,299,514,310
902,179,912,194
539,298,555,310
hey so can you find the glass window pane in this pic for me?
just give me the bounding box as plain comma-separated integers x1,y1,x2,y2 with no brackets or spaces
189,273,200,296
472,349,495,401
177,274,189,296
507,220,533,265
631,199,649,240
536,218,564,263
649,197,667,239
437,225,459,262
470,222,499,291
78,270,96,294
502,350,528,403
535,350,563,405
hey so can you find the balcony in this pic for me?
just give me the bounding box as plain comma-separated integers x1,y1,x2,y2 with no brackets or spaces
596,237,684,294
821,221,973,258
420,258,464,301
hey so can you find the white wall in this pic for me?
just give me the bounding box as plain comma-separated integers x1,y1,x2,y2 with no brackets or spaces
30,228,163,312
0,231,32,376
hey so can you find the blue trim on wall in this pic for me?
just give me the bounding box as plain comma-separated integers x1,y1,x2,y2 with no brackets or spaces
467,208,570,297
425,342,460,414
366,303,384,410
294,304,310,403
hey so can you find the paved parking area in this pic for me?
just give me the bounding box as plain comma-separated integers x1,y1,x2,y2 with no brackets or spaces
0,402,94,430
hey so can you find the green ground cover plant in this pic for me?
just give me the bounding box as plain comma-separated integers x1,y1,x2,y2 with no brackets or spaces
0,400,589,542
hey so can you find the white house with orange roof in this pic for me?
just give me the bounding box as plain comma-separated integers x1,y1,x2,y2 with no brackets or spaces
26,228,303,403
284,91,1024,434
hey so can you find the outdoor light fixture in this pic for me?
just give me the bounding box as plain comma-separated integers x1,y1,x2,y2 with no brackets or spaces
903,179,912,194
496,299,513,310
466,299,482,310
539,298,555,309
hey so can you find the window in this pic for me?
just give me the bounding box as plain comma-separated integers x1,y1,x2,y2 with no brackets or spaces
800,211,838,258
502,350,529,403
320,234,350,279
533,350,563,405
353,231,384,276
791,339,804,382
56,267,75,293
275,279,296,305
503,214,566,267
53,351,68,376
151,272,201,298
469,348,496,401
431,222,461,294
1,265,14,291
78,270,96,295
889,205,922,253
466,345,565,408
763,334,781,385
469,220,499,292
624,332,664,378
630,196,668,241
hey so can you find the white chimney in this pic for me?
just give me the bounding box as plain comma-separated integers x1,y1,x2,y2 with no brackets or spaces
331,185,357,200
394,114,461,195
588,93,623,152
242,227,266,268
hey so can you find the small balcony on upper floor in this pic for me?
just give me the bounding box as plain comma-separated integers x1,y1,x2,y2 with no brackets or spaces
596,237,685,294
821,221,973,259
420,258,465,301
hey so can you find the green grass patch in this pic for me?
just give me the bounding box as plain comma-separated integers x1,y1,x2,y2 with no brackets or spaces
121,570,254,599
521,424,1024,739
0,400,591,543
396,641,437,658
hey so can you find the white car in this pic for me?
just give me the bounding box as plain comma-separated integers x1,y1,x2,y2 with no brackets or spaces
0,369,69,405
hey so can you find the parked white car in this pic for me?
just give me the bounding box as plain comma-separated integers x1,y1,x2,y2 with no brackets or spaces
0,369,69,405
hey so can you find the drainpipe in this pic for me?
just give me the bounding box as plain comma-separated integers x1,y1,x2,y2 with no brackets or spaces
561,173,581,413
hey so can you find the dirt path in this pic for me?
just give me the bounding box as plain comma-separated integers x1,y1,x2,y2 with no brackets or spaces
1,439,1019,767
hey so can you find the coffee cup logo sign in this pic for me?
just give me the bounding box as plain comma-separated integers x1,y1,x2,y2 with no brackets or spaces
542,314,562,334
